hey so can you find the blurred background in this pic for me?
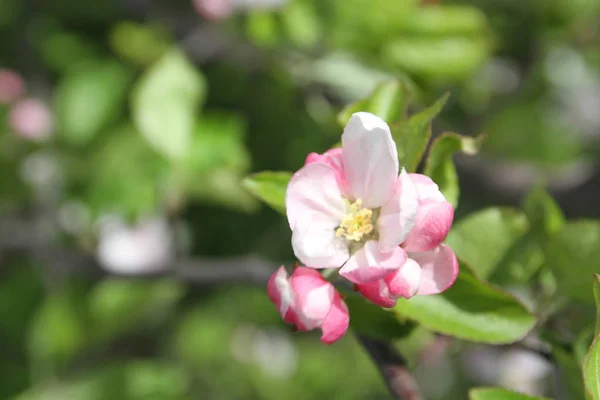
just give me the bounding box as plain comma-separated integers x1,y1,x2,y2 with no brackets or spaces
1,0,599,398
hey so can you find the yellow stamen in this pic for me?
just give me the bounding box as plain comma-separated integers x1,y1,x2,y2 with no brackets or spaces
335,199,374,242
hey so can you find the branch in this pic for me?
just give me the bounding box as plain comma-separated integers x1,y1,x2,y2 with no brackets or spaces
356,334,423,400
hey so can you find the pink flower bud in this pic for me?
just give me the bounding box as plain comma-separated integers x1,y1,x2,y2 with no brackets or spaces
9,98,53,141
0,68,25,104
267,266,349,344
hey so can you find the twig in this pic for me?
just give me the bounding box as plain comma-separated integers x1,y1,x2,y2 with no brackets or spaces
357,334,423,400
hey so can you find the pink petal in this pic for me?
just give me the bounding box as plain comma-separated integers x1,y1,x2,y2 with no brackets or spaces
341,112,398,208
290,267,334,330
0,68,25,104
412,244,459,295
286,162,346,230
357,279,397,308
377,169,420,252
304,148,351,197
409,173,446,202
384,258,422,299
291,214,349,268
266,266,298,324
402,200,454,252
339,241,407,284
320,291,350,344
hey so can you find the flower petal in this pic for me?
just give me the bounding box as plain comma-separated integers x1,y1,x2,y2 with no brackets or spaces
402,200,454,252
384,258,422,299
290,267,334,330
286,162,346,230
320,292,350,344
341,112,398,208
291,214,350,268
410,173,446,202
305,148,351,197
266,266,298,324
411,244,459,295
339,240,407,284
357,279,397,308
377,169,420,253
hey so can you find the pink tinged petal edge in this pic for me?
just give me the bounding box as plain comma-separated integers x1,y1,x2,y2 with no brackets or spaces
377,169,420,253
402,200,454,253
291,214,350,268
409,173,446,202
286,162,346,230
266,266,298,324
305,148,351,197
358,279,397,308
339,240,407,284
290,268,335,330
384,258,422,299
341,112,399,209
412,244,459,296
320,292,350,344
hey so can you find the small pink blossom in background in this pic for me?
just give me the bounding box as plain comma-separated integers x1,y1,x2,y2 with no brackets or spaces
267,266,349,344
0,68,24,104
192,0,233,20
357,174,458,308
9,98,53,141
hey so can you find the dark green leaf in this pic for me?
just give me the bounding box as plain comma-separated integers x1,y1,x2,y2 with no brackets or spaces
56,60,132,146
445,207,529,279
394,93,449,172
243,171,292,214
394,263,536,344
132,48,206,160
546,221,600,303
584,335,600,400
553,343,588,400
595,275,600,336
337,80,412,126
523,185,565,237
345,295,415,340
423,132,484,207
470,387,551,400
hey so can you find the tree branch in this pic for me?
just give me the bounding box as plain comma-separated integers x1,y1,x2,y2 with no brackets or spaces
356,334,423,400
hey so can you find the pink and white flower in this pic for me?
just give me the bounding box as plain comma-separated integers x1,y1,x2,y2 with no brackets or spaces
286,112,420,284
357,174,458,308
267,266,349,344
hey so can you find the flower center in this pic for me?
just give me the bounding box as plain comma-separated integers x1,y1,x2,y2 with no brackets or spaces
335,199,374,242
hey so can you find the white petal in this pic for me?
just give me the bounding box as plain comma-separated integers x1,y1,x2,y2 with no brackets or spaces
291,215,350,268
341,112,398,208
377,169,420,252
286,162,346,230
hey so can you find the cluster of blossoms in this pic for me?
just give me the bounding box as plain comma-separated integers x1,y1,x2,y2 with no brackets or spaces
267,112,458,344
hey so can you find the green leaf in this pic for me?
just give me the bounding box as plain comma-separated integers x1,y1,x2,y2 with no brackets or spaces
399,5,488,36
445,207,529,280
394,93,449,172
88,278,184,342
470,387,551,400
132,48,206,160
584,335,600,400
182,113,250,174
337,80,412,126
595,275,600,336
56,60,132,146
344,295,415,340
423,132,483,207
394,264,536,344
523,185,565,237
28,282,89,366
281,0,321,49
243,171,292,214
109,21,171,67
546,221,600,303
384,37,490,81
186,169,260,213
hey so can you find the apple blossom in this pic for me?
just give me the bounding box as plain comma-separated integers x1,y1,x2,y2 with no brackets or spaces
9,98,53,141
357,174,458,308
267,266,349,344
0,68,24,104
286,112,420,284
